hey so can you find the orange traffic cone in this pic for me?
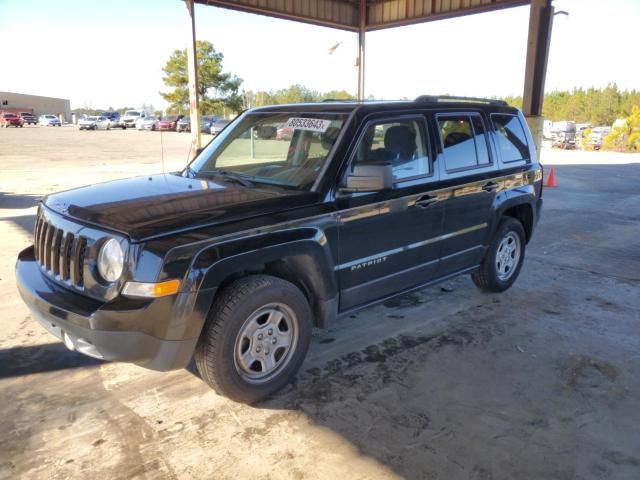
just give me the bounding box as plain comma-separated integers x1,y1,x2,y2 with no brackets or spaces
545,167,557,188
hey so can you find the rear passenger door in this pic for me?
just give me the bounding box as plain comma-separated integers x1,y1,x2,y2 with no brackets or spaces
433,112,499,276
335,114,445,310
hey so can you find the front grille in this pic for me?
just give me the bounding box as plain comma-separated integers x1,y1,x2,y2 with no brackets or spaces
34,215,86,288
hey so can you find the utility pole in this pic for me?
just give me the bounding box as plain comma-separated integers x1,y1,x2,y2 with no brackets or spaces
185,0,201,156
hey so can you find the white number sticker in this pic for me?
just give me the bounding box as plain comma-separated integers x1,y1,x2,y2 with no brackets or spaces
284,117,331,133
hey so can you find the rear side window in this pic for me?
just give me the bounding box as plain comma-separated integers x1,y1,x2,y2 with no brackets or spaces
438,114,491,172
491,114,529,162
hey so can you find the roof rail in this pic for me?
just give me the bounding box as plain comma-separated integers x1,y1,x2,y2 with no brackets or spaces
414,95,508,106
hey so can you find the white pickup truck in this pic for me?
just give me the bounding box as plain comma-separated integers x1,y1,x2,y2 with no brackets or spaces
122,110,151,129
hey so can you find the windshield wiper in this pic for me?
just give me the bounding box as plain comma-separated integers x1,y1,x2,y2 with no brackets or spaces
196,169,254,187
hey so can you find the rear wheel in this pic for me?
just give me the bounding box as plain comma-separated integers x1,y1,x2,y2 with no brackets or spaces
471,217,526,292
195,275,312,404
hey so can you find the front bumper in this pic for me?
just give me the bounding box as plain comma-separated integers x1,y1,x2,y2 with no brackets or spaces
16,246,203,371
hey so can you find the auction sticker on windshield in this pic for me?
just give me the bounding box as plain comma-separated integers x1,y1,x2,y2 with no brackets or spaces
284,117,331,133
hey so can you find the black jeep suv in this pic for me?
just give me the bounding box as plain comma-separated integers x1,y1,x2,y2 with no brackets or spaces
16,96,543,403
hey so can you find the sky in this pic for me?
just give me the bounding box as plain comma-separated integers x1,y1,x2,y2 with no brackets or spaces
0,0,638,110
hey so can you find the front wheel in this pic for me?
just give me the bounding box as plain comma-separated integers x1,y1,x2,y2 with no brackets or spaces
471,217,526,293
195,275,312,404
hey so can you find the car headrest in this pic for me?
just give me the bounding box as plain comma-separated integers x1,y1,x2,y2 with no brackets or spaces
384,125,416,159
444,131,471,148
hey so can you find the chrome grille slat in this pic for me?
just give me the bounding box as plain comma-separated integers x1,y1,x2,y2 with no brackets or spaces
51,229,63,276
70,236,86,287
38,221,48,265
43,224,54,271
34,216,43,261
60,232,73,280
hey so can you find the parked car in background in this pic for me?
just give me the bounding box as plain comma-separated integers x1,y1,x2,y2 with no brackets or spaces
122,110,149,129
276,126,294,140
177,117,190,132
587,126,611,150
78,116,111,130
1,112,24,128
209,119,230,136
551,120,576,149
156,115,183,132
100,112,123,129
20,112,37,125
136,116,158,131
38,114,61,127
200,115,217,134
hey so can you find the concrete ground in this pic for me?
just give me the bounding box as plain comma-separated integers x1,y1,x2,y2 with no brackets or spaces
1,126,639,480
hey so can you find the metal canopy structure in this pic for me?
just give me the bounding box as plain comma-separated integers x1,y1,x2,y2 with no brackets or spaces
185,0,554,154
194,0,530,31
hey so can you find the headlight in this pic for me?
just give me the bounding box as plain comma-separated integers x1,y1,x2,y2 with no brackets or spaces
97,238,124,282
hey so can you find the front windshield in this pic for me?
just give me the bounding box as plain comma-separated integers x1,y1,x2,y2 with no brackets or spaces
188,112,348,190
125,111,140,117
87,116,98,121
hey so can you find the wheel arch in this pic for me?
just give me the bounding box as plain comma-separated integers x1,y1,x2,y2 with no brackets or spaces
192,230,339,331
493,191,537,243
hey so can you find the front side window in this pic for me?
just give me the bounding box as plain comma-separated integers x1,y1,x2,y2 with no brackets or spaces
351,118,429,182
492,114,529,162
189,112,347,190
438,114,491,172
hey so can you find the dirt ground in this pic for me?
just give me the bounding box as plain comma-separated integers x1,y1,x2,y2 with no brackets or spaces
1,126,640,480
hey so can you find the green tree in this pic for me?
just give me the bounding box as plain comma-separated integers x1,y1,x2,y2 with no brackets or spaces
603,105,640,152
319,90,355,101
271,84,319,104
160,40,243,115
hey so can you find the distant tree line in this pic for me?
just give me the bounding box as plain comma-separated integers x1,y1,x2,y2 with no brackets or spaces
502,83,640,126
243,85,354,107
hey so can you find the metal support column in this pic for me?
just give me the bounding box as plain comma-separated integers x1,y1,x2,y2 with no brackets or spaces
522,0,554,154
185,0,202,156
357,0,366,101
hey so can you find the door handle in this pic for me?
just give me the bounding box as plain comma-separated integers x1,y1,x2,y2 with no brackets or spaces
482,182,498,192
414,195,439,208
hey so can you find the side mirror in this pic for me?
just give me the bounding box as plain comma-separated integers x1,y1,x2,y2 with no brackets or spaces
343,163,393,192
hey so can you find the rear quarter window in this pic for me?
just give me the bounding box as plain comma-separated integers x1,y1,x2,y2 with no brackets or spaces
491,114,530,163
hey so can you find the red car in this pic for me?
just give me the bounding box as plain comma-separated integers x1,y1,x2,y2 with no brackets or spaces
155,115,183,131
276,126,294,140
1,112,24,128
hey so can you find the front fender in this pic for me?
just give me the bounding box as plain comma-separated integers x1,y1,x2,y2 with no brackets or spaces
185,228,339,329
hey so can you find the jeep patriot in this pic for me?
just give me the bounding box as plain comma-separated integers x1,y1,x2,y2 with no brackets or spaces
16,96,543,403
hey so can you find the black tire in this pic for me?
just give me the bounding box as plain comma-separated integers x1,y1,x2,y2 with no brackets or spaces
471,217,526,293
195,275,312,404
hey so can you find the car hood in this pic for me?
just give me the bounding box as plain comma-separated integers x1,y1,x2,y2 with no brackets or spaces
43,173,314,241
